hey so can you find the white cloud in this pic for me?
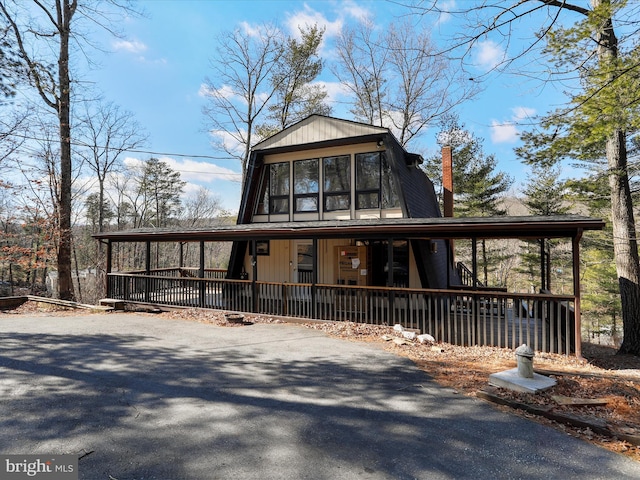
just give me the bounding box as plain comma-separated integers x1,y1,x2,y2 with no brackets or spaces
434,0,456,25
199,83,237,100
314,80,350,104
490,120,519,144
160,156,240,183
122,156,240,183
286,4,344,39
112,39,148,54
239,21,263,38
474,40,506,71
123,156,143,169
342,0,372,24
284,1,374,58
490,106,537,144
512,106,536,121
210,130,247,159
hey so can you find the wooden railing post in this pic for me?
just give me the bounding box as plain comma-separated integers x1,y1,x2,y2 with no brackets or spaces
251,240,258,313
144,241,150,303
312,238,318,319
572,231,583,358
105,240,112,298
199,241,205,308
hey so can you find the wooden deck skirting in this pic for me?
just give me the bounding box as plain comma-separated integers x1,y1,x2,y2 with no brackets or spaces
107,271,578,355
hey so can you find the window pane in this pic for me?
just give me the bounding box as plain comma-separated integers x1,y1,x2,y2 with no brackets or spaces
356,153,380,190
294,159,318,194
270,162,289,197
324,155,350,211
325,194,350,211
270,197,289,214
357,192,379,209
324,155,350,192
381,155,400,208
255,168,269,214
296,196,318,212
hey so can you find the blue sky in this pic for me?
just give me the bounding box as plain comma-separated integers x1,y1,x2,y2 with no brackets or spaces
87,0,570,213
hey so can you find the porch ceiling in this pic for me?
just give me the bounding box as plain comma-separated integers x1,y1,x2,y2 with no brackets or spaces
93,215,604,243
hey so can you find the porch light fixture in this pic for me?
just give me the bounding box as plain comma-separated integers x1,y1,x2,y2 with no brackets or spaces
377,139,384,148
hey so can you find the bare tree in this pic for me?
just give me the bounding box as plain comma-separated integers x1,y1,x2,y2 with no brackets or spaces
181,186,223,228
0,0,139,300
333,17,476,147
0,109,28,175
202,24,284,182
386,20,477,146
333,20,388,127
77,100,147,233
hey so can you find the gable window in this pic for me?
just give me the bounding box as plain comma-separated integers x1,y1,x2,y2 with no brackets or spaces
294,158,319,212
323,155,350,211
355,152,399,209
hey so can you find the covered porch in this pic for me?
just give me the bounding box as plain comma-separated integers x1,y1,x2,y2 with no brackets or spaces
94,216,604,356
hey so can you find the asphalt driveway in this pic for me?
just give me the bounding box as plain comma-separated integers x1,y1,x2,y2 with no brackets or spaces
0,312,638,480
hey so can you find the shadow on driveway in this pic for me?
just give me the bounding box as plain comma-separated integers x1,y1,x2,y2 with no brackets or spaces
0,313,638,479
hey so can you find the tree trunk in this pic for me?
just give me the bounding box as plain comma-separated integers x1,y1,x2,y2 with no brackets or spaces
56,0,75,301
607,130,640,354
592,0,640,355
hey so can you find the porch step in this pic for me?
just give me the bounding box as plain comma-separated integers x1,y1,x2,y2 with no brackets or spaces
99,298,125,310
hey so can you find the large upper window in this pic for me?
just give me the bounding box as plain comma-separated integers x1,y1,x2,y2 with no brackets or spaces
355,152,399,209
270,162,290,214
323,155,350,211
255,162,290,215
294,159,319,212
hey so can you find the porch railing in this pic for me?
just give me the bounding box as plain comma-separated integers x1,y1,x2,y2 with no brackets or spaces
128,267,228,279
107,272,576,354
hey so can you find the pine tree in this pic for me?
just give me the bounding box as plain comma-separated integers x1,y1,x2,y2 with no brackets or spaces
423,117,512,285
259,24,331,137
518,164,571,292
138,158,185,229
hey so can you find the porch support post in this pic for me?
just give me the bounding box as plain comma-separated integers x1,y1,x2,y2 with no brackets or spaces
471,238,478,290
471,237,479,344
387,239,395,286
540,239,546,291
106,240,112,298
199,241,205,308
312,238,318,319
388,238,395,324
144,240,151,303
145,241,151,274
572,230,583,358
179,242,184,269
446,239,451,288
251,240,258,313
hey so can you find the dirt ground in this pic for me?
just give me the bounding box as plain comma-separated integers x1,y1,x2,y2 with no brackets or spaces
5,302,640,462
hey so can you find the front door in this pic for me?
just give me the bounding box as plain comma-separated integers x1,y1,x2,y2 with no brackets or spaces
292,240,314,283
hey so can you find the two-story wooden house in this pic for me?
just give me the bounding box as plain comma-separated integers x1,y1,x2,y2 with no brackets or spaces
94,115,604,355
227,115,451,290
